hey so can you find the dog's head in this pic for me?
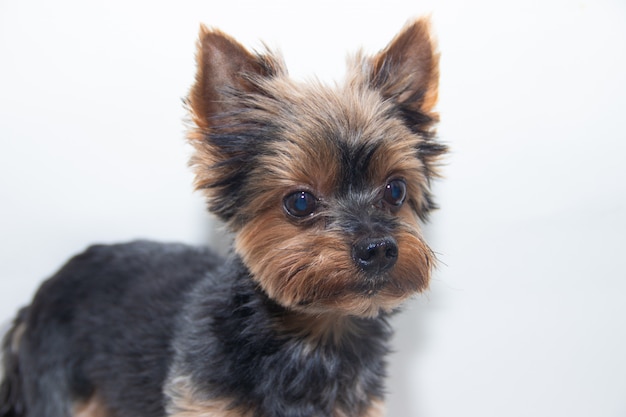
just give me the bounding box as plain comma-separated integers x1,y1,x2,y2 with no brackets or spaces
187,19,446,317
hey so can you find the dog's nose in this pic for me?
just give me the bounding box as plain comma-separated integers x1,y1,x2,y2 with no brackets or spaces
352,237,398,274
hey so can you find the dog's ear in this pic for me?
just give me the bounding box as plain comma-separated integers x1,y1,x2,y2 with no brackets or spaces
367,18,446,219
187,26,286,225
188,25,281,129
369,18,440,135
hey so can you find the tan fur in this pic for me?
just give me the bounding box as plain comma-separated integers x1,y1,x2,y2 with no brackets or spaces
236,210,432,317
166,373,384,417
165,375,252,417
232,112,434,317
362,400,386,417
334,400,386,417
73,394,111,417
9,323,26,353
370,18,440,121
189,25,286,130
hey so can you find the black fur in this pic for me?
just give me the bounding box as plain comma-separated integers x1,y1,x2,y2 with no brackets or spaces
171,258,390,417
1,241,221,417
0,309,27,417
338,140,382,196
202,111,280,224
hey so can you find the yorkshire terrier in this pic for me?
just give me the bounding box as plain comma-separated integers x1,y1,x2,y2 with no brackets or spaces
0,17,446,417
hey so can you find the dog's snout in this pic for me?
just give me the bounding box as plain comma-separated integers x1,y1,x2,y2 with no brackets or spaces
352,237,398,274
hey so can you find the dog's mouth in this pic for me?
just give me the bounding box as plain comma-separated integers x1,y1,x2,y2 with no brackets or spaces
353,275,391,297
293,275,392,307
292,279,408,318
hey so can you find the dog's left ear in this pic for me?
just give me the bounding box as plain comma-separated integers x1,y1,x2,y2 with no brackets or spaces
368,18,446,220
369,18,440,135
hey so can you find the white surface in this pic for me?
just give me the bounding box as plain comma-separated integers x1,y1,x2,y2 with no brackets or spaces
1,1,625,416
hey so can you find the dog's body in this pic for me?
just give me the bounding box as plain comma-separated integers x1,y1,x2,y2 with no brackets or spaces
0,18,445,417
1,241,388,416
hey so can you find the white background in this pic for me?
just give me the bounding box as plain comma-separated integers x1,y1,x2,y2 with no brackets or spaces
1,1,625,416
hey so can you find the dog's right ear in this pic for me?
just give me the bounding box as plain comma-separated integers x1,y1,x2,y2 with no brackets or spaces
187,26,286,225
188,25,283,130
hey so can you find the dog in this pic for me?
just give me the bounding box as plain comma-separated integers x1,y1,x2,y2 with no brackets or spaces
0,17,446,417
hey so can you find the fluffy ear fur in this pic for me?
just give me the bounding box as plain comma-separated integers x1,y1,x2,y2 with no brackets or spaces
187,25,284,130
369,18,440,137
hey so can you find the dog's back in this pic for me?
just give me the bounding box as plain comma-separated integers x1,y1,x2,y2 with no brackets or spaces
0,241,223,417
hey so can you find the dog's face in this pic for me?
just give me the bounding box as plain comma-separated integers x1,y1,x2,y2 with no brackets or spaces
187,20,446,317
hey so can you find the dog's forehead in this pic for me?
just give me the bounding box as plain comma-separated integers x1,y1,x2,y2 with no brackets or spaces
249,79,425,200
266,117,419,196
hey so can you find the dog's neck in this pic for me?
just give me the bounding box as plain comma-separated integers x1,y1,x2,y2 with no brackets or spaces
237,255,395,350
171,255,392,416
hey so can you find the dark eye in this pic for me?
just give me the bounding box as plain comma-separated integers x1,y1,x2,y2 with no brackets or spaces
283,191,317,218
382,179,407,207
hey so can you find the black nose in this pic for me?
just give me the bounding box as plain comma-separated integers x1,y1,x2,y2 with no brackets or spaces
352,237,398,274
